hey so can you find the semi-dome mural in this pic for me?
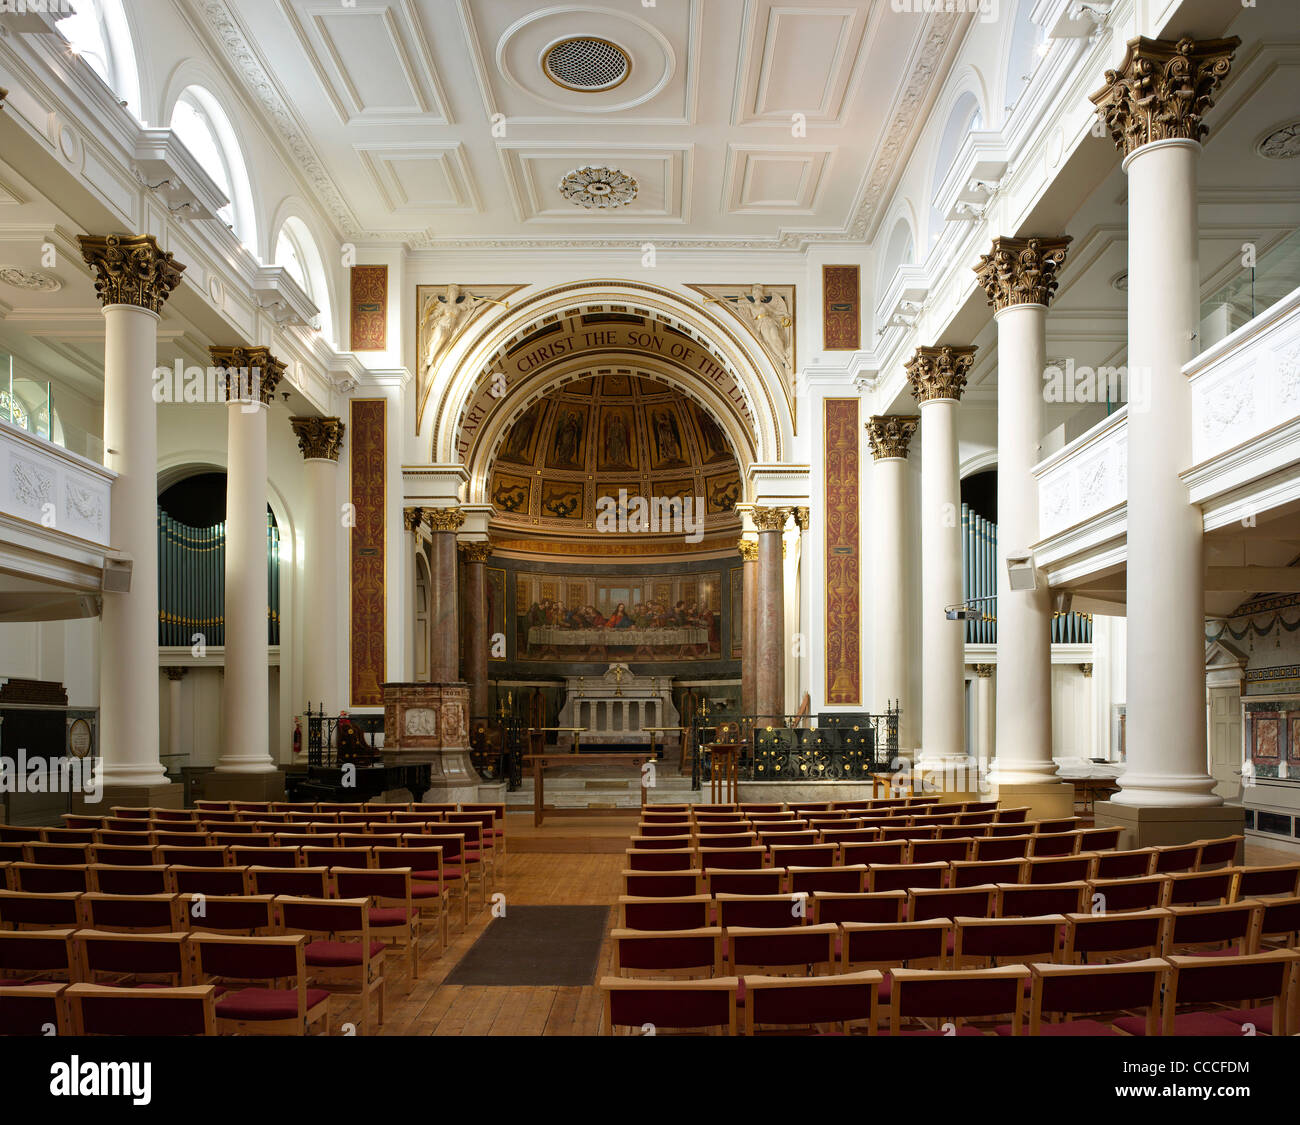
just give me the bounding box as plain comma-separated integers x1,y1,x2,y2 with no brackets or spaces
487,374,742,543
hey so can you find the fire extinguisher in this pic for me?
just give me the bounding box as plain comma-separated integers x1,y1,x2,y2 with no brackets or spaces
293,717,303,755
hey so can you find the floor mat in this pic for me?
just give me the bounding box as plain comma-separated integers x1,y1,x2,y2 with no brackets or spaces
443,905,610,986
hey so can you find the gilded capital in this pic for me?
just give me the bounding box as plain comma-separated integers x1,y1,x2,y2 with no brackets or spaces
973,664,995,678
290,416,345,462
866,415,919,461
793,507,809,532
208,346,285,405
78,234,185,315
425,507,465,533
164,666,187,682
0,88,8,109
737,538,759,562
974,237,1071,311
1080,663,1094,678
906,345,976,404
1089,36,1239,159
403,507,426,533
458,541,492,563
751,506,788,533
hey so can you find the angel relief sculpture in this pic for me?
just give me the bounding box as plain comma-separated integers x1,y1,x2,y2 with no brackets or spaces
418,285,505,385
737,284,793,382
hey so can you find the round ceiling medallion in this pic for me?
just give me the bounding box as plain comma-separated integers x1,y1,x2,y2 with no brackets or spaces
0,267,61,293
544,37,630,92
1257,121,1300,160
559,166,638,210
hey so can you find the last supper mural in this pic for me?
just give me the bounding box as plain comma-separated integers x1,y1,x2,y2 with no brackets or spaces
515,571,723,661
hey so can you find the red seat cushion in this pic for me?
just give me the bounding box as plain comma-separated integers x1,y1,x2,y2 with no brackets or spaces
897,1026,986,1036
216,987,330,1020
368,907,413,927
996,1019,1119,1036
411,882,446,898
305,940,387,967
1114,1010,1243,1036
1215,1007,1273,1034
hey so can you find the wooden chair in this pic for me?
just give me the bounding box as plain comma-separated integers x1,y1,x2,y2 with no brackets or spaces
332,868,422,988
996,882,1089,918
1062,908,1168,963
0,889,83,930
0,981,69,1036
89,864,169,896
182,894,277,935
1194,836,1244,871
787,865,868,896
78,893,184,933
611,927,723,979
889,964,1031,1035
725,924,837,977
908,885,997,923
952,915,1062,969
1234,863,1300,901
9,863,90,895
74,929,193,986
166,866,250,898
602,976,738,1035
714,894,806,930
1115,951,1299,1037
618,895,713,932
192,933,331,1036
66,983,217,1036
1161,901,1260,957
703,868,785,897
278,896,385,1036
811,891,907,926
0,928,76,983
1087,875,1169,914
1162,869,1235,908
1253,895,1300,950
1019,958,1168,1036
743,971,882,1035
622,871,702,899
866,862,947,894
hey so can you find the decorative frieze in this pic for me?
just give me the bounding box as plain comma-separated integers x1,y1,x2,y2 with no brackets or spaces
290,416,345,462
1089,36,1240,158
208,346,285,405
78,234,185,315
974,237,1072,311
865,415,920,461
905,345,976,404
425,507,466,534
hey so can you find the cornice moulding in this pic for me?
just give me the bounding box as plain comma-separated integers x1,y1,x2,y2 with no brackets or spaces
133,128,231,222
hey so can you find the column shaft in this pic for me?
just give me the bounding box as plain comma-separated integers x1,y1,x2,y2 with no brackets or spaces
753,513,786,720
872,457,909,715
741,548,757,717
461,546,489,714
427,521,460,683
1118,139,1216,806
302,459,341,710
993,303,1056,783
99,305,168,787
220,400,273,771
918,398,965,765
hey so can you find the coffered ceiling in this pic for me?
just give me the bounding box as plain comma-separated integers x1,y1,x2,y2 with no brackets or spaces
186,0,968,250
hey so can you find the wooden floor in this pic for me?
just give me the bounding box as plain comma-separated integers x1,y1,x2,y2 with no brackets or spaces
328,815,1297,1037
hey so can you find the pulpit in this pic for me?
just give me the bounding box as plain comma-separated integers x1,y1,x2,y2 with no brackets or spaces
382,682,484,802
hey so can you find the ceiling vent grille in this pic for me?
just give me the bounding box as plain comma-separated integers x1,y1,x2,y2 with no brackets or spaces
543,37,630,92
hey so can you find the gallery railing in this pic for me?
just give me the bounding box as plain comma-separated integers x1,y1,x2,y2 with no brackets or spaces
689,707,900,788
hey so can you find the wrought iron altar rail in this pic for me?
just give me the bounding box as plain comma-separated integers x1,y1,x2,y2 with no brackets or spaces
687,706,900,789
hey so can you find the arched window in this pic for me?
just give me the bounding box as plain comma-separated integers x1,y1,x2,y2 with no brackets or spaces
929,92,983,244
56,0,142,119
1004,1,1050,115
877,216,915,296
170,87,258,251
274,217,334,342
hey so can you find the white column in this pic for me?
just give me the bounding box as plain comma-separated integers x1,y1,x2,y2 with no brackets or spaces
866,418,918,728
292,418,344,712
166,667,186,765
78,234,184,793
213,348,281,773
101,305,169,786
1090,36,1239,808
992,300,1057,784
1116,138,1216,806
907,346,974,774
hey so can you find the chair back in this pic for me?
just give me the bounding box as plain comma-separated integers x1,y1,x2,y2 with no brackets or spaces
618,896,712,931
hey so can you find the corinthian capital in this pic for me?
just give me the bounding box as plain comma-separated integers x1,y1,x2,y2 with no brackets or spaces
905,345,976,404
290,416,345,462
737,538,759,562
79,234,185,315
425,507,465,533
458,541,492,563
208,346,286,405
751,506,789,533
403,507,426,533
974,237,1071,311
865,415,919,461
1089,36,1239,159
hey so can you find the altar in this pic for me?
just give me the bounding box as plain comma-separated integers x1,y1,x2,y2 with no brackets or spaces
556,664,679,750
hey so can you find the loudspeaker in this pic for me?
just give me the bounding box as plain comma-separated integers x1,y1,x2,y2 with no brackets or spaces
102,558,133,594
1006,553,1038,592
